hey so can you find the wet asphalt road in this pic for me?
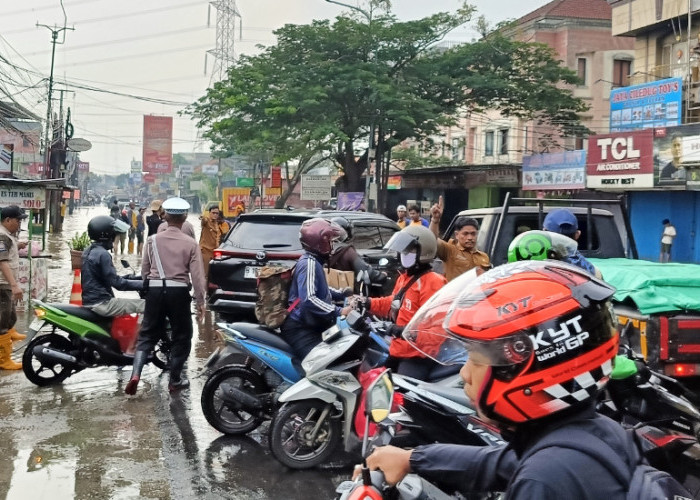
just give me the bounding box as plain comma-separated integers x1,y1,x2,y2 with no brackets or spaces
0,207,350,500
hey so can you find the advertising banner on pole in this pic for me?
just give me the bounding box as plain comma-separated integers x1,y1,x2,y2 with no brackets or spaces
142,115,172,173
270,166,282,188
76,161,89,173
610,77,682,132
0,185,45,209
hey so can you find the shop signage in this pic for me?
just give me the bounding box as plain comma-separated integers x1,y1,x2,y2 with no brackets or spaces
301,175,331,200
610,77,682,132
142,115,173,173
586,130,655,189
0,185,45,209
523,151,586,191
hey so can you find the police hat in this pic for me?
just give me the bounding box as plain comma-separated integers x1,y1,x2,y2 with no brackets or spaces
162,197,190,215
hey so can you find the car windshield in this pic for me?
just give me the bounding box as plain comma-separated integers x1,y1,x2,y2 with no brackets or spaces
221,220,302,251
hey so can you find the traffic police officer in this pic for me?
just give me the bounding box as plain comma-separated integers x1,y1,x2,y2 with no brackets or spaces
125,197,206,395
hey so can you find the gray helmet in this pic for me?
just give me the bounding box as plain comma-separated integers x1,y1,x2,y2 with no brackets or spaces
384,225,437,264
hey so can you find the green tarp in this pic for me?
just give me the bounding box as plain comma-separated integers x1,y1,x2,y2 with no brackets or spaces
588,258,700,315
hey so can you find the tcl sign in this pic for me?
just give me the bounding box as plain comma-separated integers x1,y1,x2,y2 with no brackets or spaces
596,136,641,161
586,130,654,189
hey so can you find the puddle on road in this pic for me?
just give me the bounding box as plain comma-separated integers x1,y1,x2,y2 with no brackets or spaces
7,447,77,499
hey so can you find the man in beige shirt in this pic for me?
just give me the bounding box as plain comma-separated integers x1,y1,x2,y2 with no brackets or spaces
429,196,490,282
125,197,206,396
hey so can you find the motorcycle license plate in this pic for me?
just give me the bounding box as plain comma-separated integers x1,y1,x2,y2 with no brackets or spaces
28,318,44,334
244,266,261,279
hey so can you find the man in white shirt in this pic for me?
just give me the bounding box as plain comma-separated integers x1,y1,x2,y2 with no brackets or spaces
660,218,677,263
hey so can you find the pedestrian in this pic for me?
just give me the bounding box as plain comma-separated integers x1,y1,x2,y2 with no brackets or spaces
429,196,490,281
110,199,120,219
365,260,689,499
407,204,429,227
146,199,164,237
136,207,146,255
0,205,29,370
542,208,600,276
396,204,409,229
126,201,138,254
199,205,227,280
280,218,352,360
125,197,206,395
660,218,677,263
362,225,446,379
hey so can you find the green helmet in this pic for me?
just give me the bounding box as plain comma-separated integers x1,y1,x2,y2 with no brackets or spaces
507,230,578,263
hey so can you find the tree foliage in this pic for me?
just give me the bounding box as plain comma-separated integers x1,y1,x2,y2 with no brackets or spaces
186,1,588,207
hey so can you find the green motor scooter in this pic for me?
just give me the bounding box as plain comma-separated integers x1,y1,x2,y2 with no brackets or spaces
22,299,170,386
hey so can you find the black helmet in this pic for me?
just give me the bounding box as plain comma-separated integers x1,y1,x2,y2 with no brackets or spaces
88,215,122,241
331,216,352,242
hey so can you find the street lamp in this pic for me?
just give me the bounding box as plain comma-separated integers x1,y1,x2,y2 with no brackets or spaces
325,0,375,211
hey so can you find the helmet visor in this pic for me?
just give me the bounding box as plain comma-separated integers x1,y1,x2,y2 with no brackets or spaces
113,220,129,234
383,231,419,255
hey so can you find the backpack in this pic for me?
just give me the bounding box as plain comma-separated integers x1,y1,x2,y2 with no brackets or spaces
521,427,693,500
255,264,299,329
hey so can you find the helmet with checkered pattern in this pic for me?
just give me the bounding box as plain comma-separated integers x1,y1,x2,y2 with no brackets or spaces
401,260,618,425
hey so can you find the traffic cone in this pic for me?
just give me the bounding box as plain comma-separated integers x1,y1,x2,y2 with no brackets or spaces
70,269,83,305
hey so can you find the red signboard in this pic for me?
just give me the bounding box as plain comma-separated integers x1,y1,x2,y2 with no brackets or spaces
76,161,89,173
142,173,156,183
142,115,173,173
586,130,655,189
270,166,282,188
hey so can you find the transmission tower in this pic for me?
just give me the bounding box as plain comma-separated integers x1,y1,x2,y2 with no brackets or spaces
207,0,242,84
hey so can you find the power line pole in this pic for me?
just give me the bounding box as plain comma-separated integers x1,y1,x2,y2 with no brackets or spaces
37,22,73,232
207,0,242,84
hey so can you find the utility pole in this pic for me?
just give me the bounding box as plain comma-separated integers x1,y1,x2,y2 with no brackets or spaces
37,22,73,233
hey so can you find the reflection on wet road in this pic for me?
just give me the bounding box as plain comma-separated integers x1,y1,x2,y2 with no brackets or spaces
0,207,348,499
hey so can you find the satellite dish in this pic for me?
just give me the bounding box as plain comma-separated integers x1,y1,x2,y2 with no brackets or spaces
67,138,92,152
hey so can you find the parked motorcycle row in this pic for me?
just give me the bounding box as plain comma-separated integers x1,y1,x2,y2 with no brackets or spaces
17,255,700,499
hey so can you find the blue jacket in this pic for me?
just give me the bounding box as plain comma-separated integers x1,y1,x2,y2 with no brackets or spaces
287,253,344,328
81,242,143,307
409,406,627,499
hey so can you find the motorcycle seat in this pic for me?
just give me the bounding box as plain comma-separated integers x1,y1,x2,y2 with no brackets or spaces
229,322,296,356
49,303,113,332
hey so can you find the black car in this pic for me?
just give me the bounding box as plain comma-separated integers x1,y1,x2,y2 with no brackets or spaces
207,209,401,319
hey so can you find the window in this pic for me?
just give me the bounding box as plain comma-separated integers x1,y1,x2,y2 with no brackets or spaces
352,225,384,249
575,137,585,150
499,129,508,155
484,131,494,156
451,137,465,161
577,58,587,85
613,59,631,87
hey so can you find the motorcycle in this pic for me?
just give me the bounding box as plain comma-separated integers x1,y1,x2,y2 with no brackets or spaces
21,262,171,386
267,308,460,469
335,370,461,500
200,307,393,436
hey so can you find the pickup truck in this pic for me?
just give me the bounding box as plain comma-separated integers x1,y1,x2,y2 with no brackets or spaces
442,195,700,377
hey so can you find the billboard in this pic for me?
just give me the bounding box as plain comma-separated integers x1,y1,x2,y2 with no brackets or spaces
522,151,586,190
586,130,654,189
653,124,700,189
610,78,682,132
142,115,172,173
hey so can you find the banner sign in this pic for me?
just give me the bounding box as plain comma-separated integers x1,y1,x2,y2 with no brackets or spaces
0,185,45,209
610,77,682,132
387,176,401,190
76,161,89,173
1,144,13,174
270,166,282,188
653,124,700,189
143,173,156,184
337,192,364,211
130,160,142,173
201,164,219,175
301,174,332,200
142,115,173,173
523,151,586,190
586,130,654,189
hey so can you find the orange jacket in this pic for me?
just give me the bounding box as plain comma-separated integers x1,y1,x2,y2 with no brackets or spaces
369,270,446,358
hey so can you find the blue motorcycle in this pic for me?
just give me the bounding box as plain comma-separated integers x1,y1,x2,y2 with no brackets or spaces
201,315,391,436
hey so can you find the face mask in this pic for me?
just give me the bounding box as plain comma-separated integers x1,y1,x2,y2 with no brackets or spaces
401,252,417,268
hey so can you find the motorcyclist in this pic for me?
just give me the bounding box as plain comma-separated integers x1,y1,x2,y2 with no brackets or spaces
542,208,600,277
280,218,353,359
81,215,145,317
360,225,446,379
328,216,387,288
363,260,659,499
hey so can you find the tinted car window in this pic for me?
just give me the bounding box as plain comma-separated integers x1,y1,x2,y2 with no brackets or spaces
221,221,303,251
352,225,384,250
378,226,397,246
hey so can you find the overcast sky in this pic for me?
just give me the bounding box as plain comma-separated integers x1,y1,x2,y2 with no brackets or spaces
2,0,551,175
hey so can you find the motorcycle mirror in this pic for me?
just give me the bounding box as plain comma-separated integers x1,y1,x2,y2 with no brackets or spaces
345,310,363,329
366,369,394,424
121,259,130,269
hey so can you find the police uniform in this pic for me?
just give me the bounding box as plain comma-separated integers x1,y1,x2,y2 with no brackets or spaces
124,197,206,395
